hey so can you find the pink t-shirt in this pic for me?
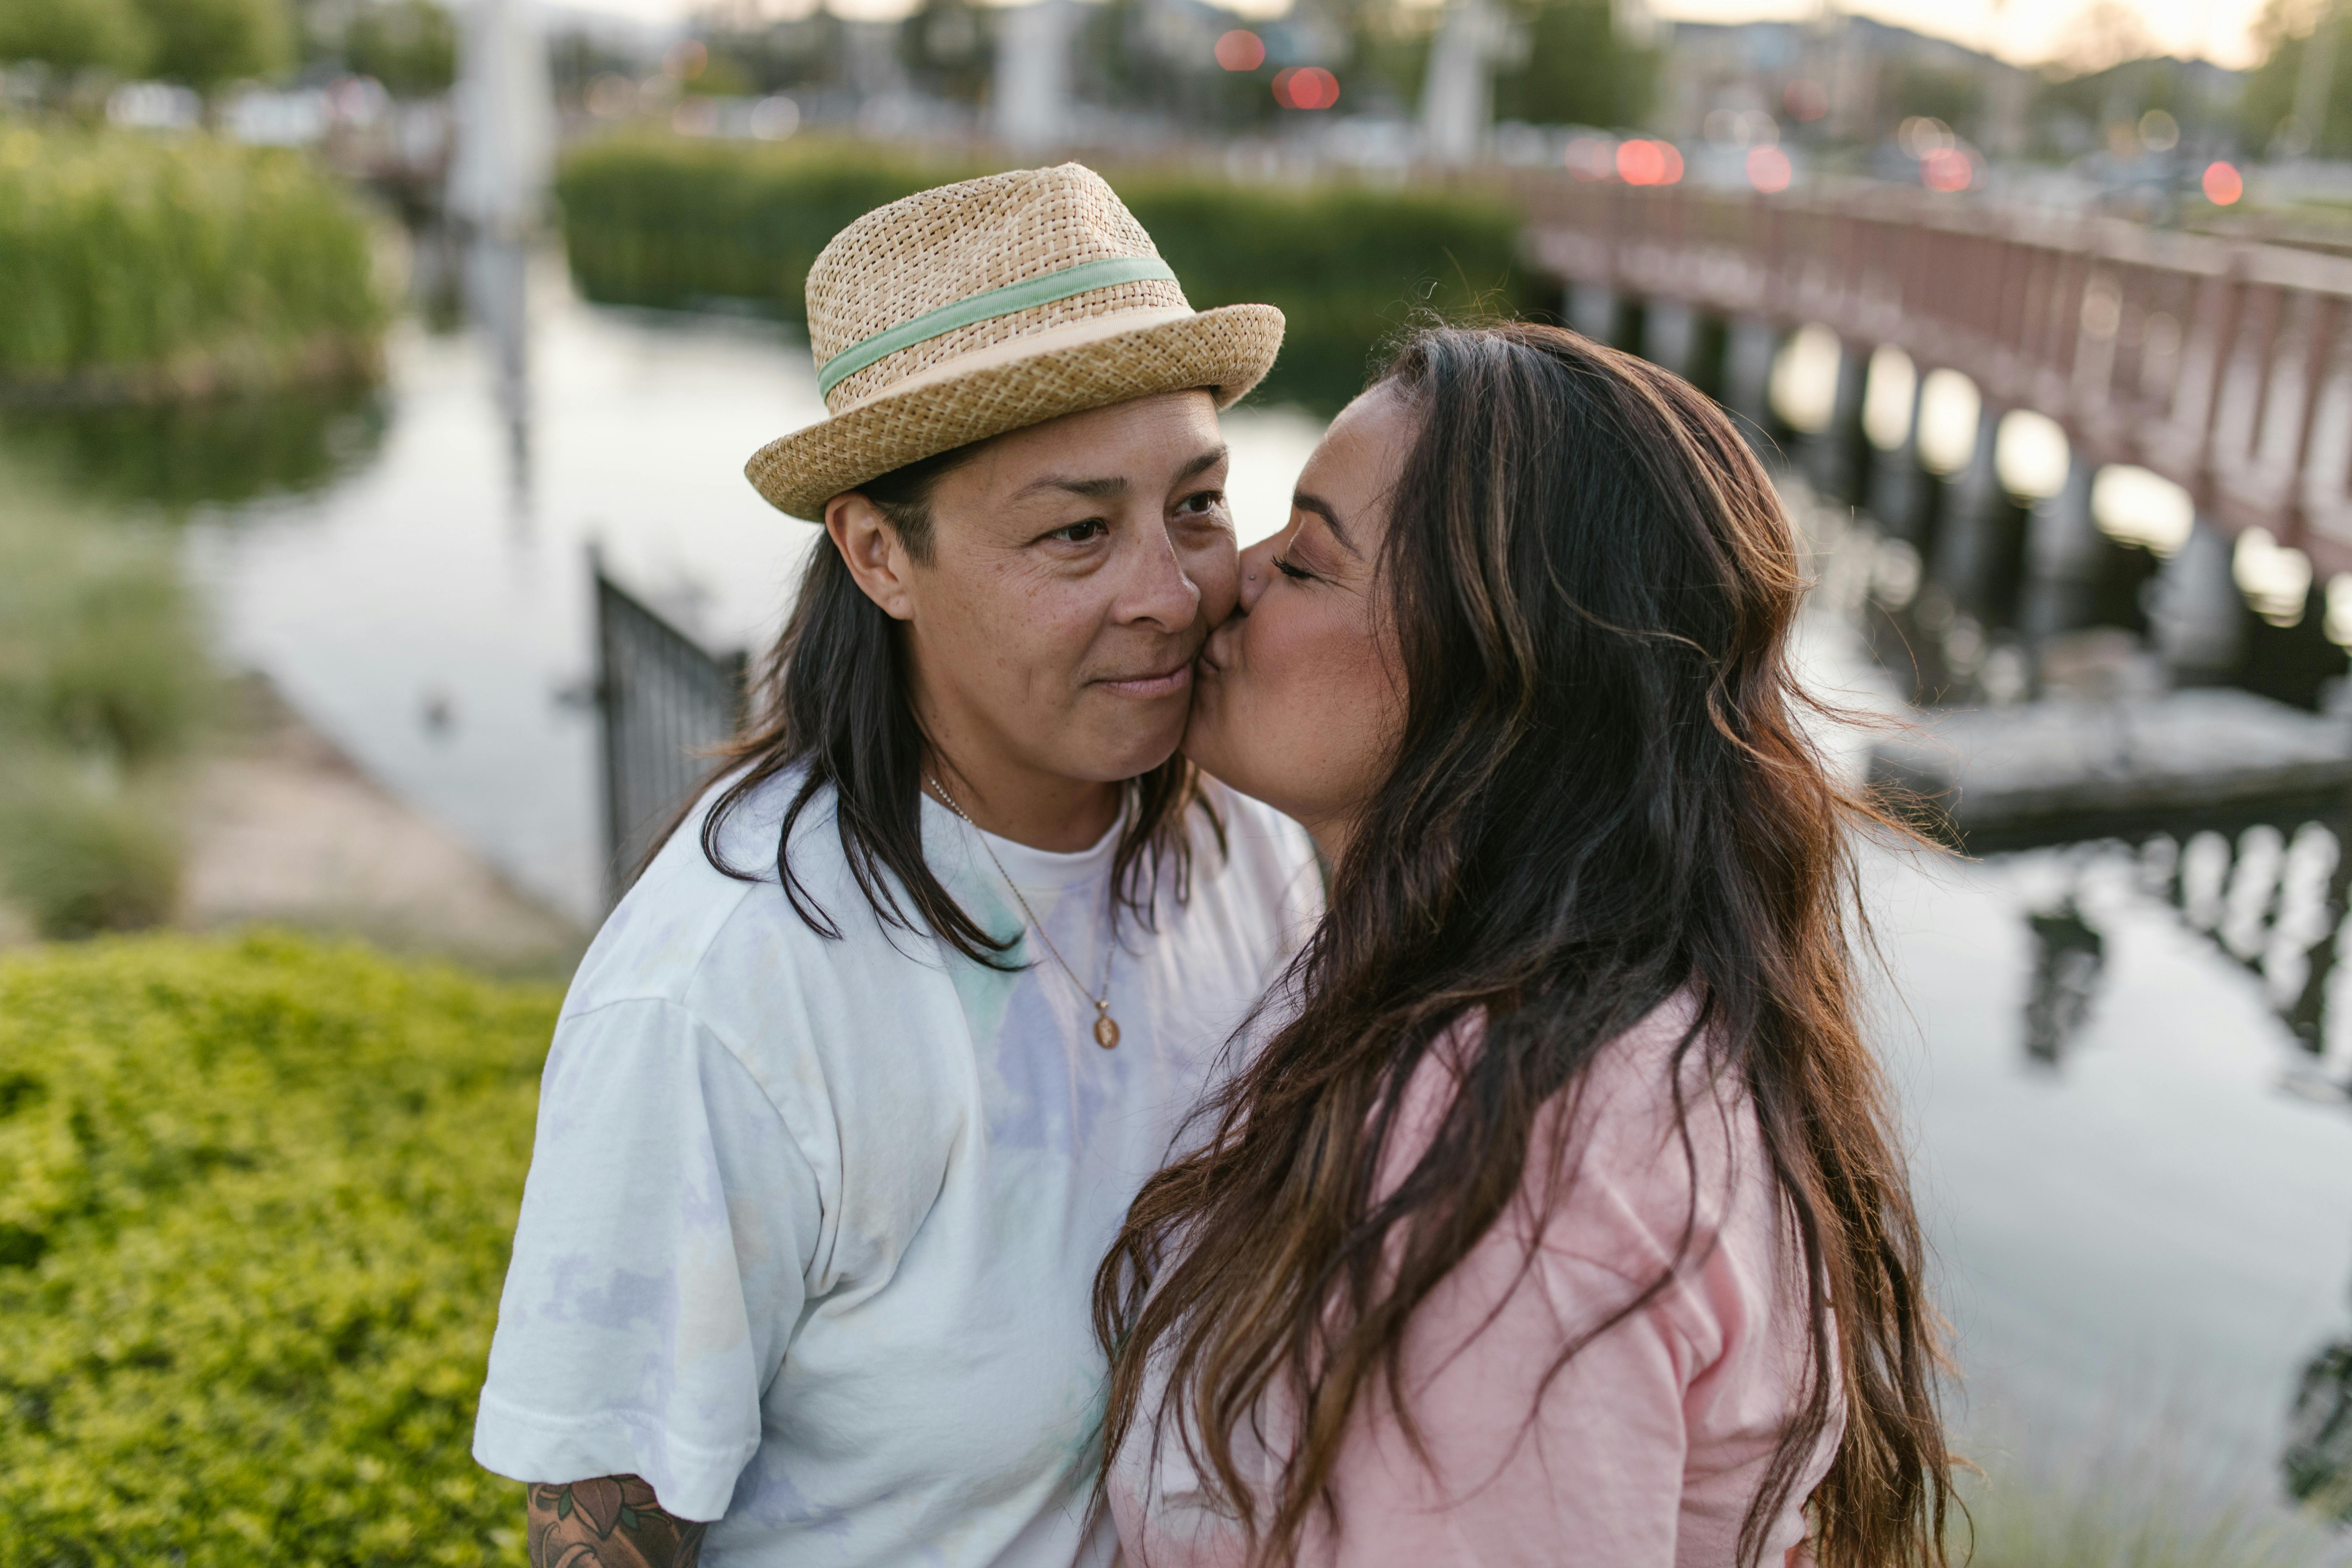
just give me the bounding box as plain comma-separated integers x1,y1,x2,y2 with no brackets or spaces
1107,994,1842,1568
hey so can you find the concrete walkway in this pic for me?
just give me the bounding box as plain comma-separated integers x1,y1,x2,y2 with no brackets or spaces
173,676,584,975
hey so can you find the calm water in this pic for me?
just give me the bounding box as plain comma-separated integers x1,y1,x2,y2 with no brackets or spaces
13,246,2352,1531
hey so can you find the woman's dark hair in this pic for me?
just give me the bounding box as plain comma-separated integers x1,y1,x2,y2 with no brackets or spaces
685,439,1217,966
1095,323,1952,1565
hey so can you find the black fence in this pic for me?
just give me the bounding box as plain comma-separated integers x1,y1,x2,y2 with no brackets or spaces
593,553,748,904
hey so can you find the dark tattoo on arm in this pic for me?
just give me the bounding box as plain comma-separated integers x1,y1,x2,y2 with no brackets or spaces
526,1476,708,1568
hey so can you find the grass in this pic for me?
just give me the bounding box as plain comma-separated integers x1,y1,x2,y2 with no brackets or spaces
1956,1419,2352,1568
0,123,383,399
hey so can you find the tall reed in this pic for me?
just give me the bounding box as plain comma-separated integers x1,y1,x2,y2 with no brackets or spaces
0,124,382,398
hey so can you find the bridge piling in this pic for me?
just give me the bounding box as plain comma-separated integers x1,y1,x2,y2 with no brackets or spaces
2151,520,2249,684
1567,282,1617,345
1724,316,1779,448
2022,455,2103,644
1869,372,1929,543
1643,300,1699,380
1931,411,2006,623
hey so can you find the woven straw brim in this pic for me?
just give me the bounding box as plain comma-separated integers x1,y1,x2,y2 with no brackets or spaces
747,302,1284,520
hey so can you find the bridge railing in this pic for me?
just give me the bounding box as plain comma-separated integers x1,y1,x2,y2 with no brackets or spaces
1513,177,2352,576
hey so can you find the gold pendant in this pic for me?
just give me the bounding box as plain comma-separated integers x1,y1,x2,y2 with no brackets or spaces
1093,1011,1120,1050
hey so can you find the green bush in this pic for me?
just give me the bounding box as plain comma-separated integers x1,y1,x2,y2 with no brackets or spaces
0,457,214,936
0,0,294,90
0,932,561,1566
0,771,182,938
0,0,152,78
555,134,1535,412
0,125,382,394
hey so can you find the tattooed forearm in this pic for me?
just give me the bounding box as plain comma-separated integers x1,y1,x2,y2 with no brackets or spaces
526,1475,707,1568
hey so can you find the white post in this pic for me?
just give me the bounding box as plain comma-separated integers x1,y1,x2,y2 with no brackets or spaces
993,0,1075,156
1420,0,1495,166
447,0,553,240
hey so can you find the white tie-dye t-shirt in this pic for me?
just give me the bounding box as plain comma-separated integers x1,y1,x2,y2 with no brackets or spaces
473,767,1319,1567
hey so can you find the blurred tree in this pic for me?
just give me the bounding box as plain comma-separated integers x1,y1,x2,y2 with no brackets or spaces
0,0,152,77
2242,0,2352,155
1879,58,1978,134
342,0,454,96
1339,0,1435,117
1491,0,1657,128
130,0,295,90
900,0,989,105
699,6,844,93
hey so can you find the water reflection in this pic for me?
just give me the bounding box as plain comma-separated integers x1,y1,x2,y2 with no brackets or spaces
1995,817,2352,1074
2023,892,2105,1067
0,380,387,512
2288,1330,2352,1519
463,235,534,521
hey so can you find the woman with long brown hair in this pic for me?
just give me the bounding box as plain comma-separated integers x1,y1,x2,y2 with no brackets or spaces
1097,323,1952,1566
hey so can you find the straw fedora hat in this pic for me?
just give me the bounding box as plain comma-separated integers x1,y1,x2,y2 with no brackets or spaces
745,163,1285,521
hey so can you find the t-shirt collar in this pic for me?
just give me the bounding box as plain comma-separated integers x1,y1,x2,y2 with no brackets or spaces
920,791,1123,891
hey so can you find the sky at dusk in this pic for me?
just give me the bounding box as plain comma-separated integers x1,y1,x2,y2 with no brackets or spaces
548,0,2280,71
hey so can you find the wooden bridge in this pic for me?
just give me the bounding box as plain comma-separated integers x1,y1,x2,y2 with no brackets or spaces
1513,177,2352,580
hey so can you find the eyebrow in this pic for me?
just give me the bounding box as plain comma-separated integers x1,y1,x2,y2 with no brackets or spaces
1292,490,1359,556
1010,444,1230,503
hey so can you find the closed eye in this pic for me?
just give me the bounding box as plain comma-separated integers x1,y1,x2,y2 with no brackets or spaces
1272,553,1314,581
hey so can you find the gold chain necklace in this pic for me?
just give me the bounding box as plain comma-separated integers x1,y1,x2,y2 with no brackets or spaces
927,776,1121,1049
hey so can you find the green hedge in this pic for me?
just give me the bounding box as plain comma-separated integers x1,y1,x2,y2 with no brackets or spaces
0,932,561,1565
555,135,1535,412
0,126,381,395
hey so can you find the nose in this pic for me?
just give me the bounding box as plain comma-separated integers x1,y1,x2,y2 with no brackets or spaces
1235,535,1280,616
1117,517,1205,631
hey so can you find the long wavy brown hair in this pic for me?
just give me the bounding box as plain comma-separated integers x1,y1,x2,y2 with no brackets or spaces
1094,322,1952,1567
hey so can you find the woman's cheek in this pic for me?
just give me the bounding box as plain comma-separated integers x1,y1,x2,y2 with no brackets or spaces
1185,535,1242,627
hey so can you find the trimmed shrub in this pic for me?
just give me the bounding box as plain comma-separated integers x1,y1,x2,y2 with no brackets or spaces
554,134,1535,412
0,932,561,1566
0,125,382,396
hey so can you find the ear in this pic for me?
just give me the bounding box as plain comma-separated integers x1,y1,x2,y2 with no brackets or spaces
825,493,918,622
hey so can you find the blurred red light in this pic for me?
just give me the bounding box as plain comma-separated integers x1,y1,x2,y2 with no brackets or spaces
2203,160,2244,205
1272,66,1337,110
1746,145,1791,193
1214,30,1265,72
1658,142,1683,183
1617,139,1665,185
1921,146,1974,192
1783,79,1827,122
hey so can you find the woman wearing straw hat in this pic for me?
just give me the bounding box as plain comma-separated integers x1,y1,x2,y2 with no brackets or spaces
473,166,1319,1567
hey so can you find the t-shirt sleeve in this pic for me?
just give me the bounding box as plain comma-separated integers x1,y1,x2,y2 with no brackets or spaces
472,996,821,1523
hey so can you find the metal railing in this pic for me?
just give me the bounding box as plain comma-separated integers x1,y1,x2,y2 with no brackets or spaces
592,552,748,903
1515,178,2352,574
